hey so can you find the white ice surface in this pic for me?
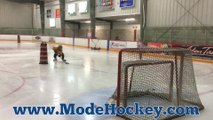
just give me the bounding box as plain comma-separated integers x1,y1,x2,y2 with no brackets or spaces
0,42,212,120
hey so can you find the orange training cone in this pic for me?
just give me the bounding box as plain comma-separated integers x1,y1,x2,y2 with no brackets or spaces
39,42,48,64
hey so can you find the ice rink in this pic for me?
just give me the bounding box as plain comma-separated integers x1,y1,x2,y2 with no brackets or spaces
0,42,212,120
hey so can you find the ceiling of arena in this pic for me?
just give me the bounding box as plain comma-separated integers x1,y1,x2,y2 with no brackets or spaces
7,0,57,4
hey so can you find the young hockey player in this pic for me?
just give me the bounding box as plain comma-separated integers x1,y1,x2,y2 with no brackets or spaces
52,45,66,62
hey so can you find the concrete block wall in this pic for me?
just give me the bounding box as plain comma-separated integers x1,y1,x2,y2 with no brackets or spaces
2,0,213,45
145,0,213,45
32,0,141,40
144,27,213,44
0,0,33,35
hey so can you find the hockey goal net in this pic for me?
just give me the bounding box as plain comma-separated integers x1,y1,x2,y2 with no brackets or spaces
111,48,204,120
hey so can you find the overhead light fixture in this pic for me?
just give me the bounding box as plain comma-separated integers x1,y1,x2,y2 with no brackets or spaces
124,18,135,22
83,21,91,23
117,18,136,22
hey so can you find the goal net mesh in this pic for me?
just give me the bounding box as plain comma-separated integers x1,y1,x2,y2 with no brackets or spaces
111,48,204,120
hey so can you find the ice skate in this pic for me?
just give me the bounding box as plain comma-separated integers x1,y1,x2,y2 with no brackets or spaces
63,59,69,64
